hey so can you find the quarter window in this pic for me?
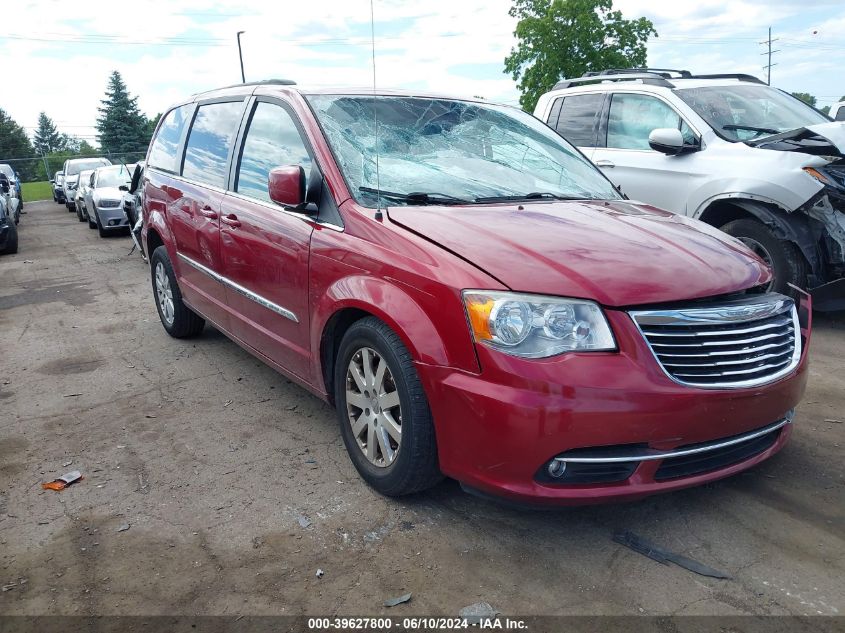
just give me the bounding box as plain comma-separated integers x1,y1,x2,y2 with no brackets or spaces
236,102,312,202
554,94,603,147
148,105,190,173
607,93,695,150
836,108,845,122
182,101,245,188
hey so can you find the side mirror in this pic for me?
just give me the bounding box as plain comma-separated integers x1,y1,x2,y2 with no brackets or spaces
268,165,306,208
648,128,686,155
119,184,129,191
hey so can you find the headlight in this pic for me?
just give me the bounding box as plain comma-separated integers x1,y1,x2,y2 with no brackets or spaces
803,167,829,184
463,291,616,358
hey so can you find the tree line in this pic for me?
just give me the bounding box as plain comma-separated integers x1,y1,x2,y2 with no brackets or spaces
0,70,159,182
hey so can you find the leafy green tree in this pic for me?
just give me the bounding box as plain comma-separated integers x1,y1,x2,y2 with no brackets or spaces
821,105,831,115
504,0,657,111
790,92,817,107
96,71,149,155
33,112,66,155
0,107,37,180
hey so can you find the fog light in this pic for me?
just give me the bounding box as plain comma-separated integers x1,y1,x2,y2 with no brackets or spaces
547,460,567,478
109,219,118,226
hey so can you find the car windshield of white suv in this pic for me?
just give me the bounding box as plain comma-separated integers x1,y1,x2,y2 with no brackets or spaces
66,159,109,176
307,95,621,206
676,85,829,142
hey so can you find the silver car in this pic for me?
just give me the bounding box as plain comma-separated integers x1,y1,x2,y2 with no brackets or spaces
74,170,95,222
83,164,133,236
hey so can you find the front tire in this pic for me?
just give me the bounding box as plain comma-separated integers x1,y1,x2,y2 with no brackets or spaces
1,222,18,254
96,211,107,237
721,218,808,293
150,246,205,338
76,203,85,222
334,317,441,496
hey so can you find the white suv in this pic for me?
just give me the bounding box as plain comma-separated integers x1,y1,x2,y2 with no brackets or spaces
534,69,845,310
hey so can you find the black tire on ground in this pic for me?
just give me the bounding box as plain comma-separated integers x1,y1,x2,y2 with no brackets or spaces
88,213,97,229
334,316,442,496
149,246,205,338
2,222,18,254
721,218,808,293
76,203,85,222
96,212,107,237
66,202,75,213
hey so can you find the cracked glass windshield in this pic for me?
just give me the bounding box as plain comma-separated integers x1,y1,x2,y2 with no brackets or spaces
307,95,621,207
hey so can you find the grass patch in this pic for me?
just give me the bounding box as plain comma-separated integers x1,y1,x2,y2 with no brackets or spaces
22,181,54,202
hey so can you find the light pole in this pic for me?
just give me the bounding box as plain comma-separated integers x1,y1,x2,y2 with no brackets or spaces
236,31,246,83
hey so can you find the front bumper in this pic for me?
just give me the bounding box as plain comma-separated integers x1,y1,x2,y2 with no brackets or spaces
96,206,129,229
418,305,810,505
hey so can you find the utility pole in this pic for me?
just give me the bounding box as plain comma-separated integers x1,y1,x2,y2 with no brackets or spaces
760,27,780,85
39,150,50,181
236,31,246,83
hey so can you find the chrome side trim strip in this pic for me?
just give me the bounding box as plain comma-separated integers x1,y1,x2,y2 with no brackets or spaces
177,253,299,323
552,414,792,464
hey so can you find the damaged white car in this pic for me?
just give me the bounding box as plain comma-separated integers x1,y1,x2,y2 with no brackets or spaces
535,69,845,310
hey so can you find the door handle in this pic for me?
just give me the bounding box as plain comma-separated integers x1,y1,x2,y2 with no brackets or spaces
595,159,615,168
199,205,218,220
221,213,241,228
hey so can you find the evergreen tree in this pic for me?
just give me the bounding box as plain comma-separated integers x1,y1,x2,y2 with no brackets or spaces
0,108,36,180
96,71,149,155
33,112,66,154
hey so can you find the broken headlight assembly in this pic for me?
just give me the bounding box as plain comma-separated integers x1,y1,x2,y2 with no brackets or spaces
463,291,616,358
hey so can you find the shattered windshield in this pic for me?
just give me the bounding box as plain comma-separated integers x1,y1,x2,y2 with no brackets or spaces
306,95,621,207
676,85,829,142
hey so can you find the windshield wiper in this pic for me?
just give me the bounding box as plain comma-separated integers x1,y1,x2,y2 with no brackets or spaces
359,186,472,205
474,192,585,203
722,124,780,135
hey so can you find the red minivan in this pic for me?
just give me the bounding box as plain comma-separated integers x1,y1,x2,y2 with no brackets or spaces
142,80,811,505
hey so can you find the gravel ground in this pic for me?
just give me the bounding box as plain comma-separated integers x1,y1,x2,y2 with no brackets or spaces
0,201,843,619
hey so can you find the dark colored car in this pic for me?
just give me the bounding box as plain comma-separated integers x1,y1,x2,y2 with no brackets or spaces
0,184,18,254
52,171,66,203
142,81,811,505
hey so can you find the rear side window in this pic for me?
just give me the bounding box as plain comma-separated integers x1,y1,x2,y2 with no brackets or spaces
236,102,312,202
148,105,190,173
554,94,603,147
182,101,244,187
836,108,845,122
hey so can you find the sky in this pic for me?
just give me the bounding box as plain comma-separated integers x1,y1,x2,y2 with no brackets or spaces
2,0,844,150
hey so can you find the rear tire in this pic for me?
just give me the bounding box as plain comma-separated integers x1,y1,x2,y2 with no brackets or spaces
150,246,205,338
721,218,808,293
334,317,442,496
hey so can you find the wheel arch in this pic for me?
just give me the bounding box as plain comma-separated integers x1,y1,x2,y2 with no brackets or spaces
313,276,477,404
697,198,822,279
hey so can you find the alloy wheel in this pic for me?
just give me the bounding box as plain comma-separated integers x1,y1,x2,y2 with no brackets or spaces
155,262,175,326
345,347,402,468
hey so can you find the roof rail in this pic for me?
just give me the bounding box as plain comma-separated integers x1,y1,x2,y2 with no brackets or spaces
193,78,297,96
688,73,764,84
552,73,673,90
587,68,692,79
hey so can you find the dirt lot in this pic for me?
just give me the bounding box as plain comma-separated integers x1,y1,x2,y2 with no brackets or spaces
1,201,843,619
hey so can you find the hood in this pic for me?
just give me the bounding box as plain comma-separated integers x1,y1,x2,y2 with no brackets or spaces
746,121,845,158
387,200,770,307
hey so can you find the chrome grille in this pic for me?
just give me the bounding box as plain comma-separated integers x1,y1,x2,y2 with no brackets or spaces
630,293,801,388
